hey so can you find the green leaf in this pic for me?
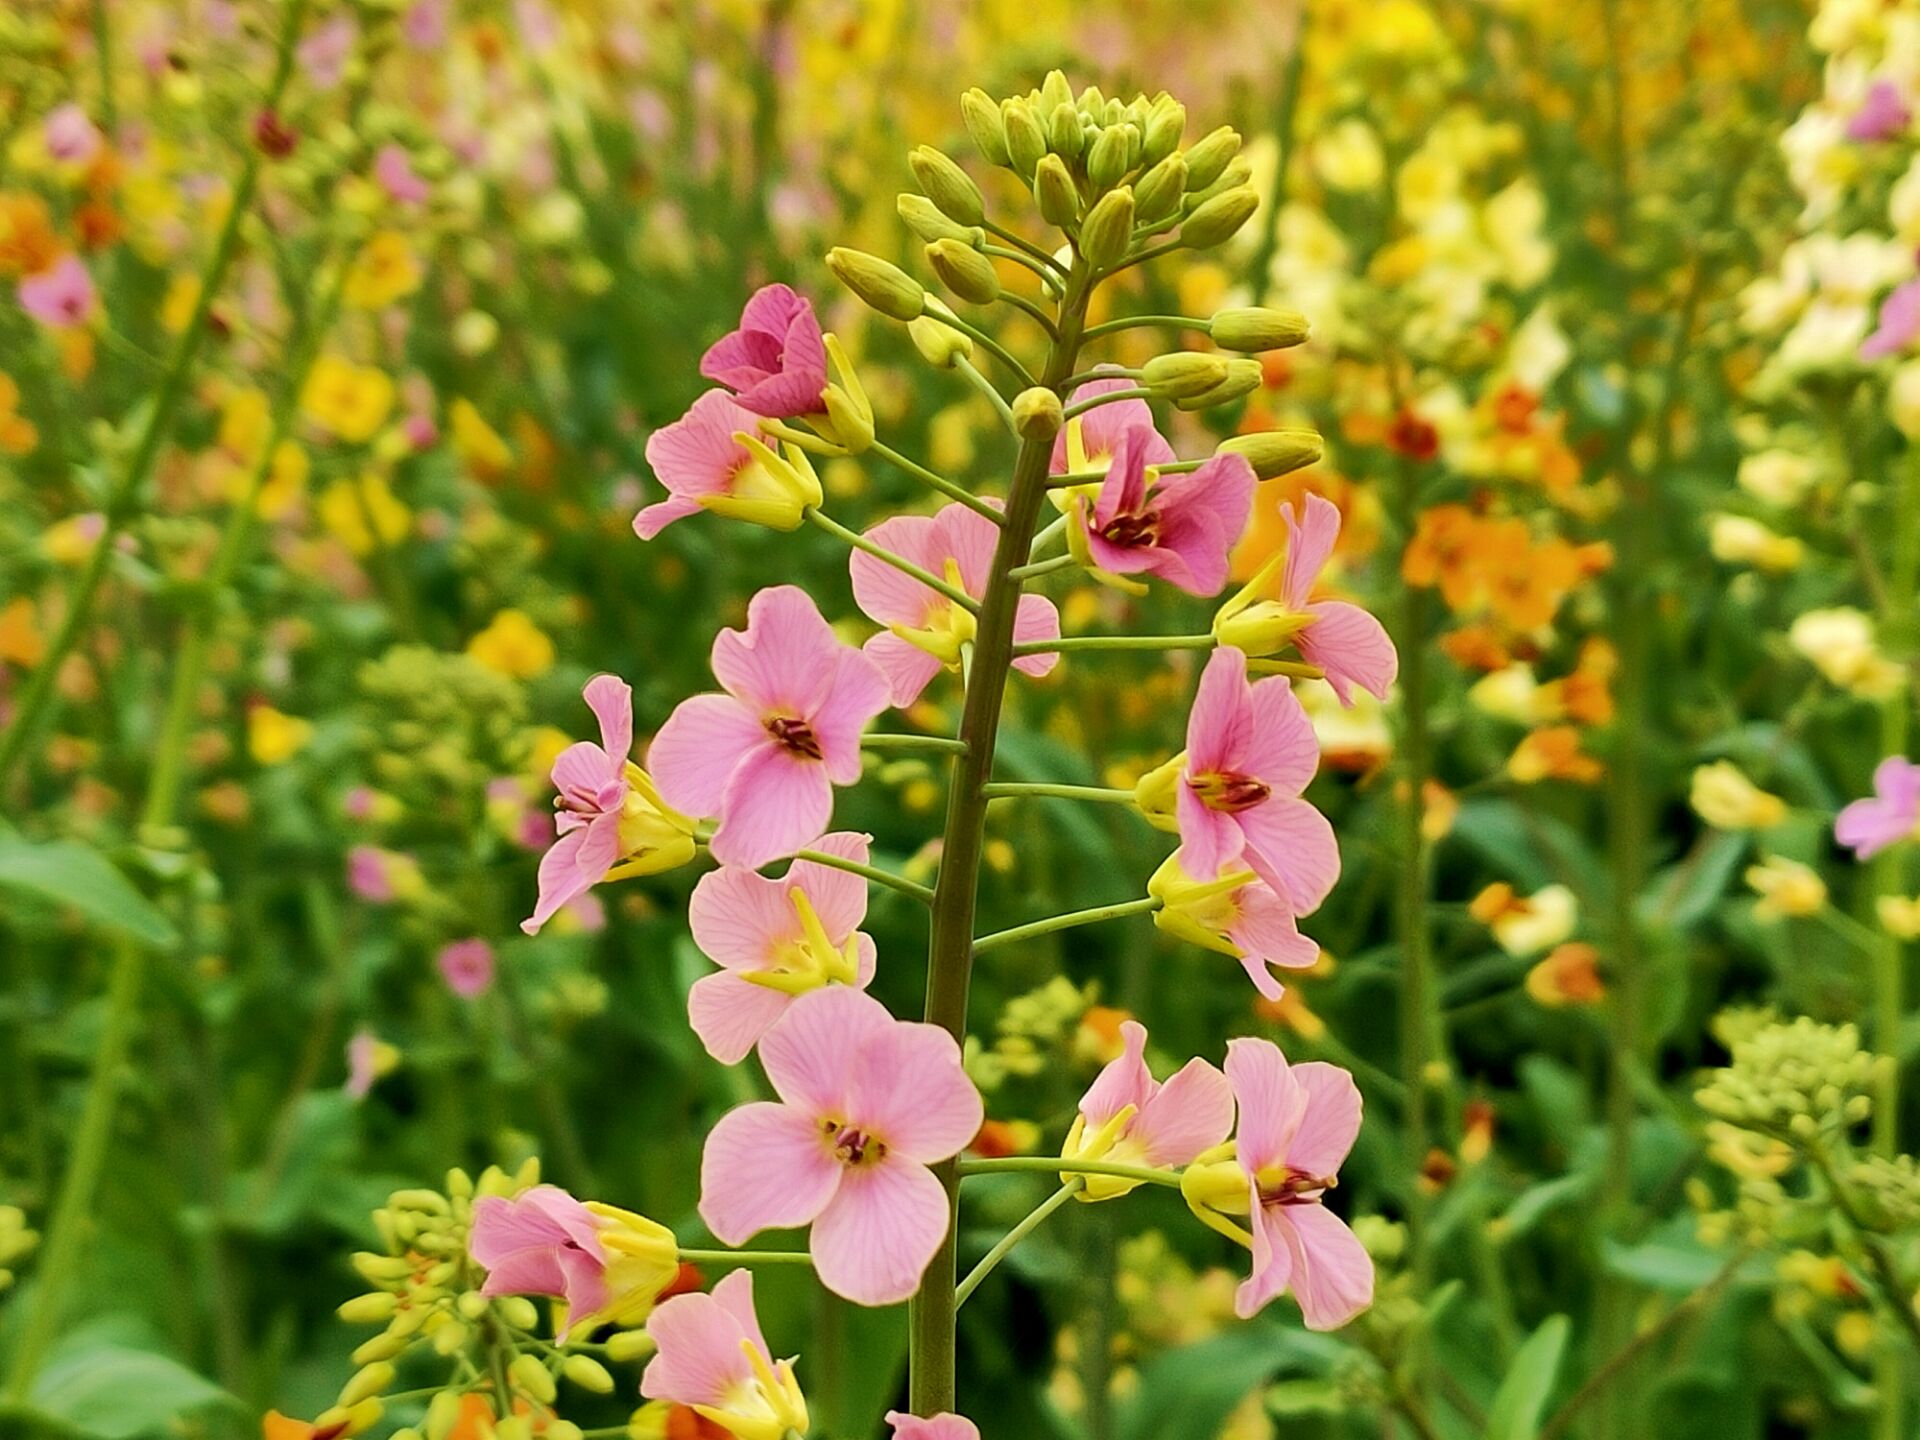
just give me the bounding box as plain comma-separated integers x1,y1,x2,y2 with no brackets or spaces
0,838,175,947
1117,1324,1344,1440
1485,1314,1570,1440
27,1338,235,1438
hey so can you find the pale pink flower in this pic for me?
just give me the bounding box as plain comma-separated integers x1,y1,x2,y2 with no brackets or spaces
346,844,418,903
1274,495,1397,703
700,284,829,419
850,501,1059,705
44,104,103,164
1862,279,1920,361
1836,756,1920,860
887,1414,980,1440
1146,853,1320,1000
470,1185,610,1330
1175,646,1339,913
528,674,633,933
641,1271,809,1433
436,938,495,998
1222,1038,1372,1326
344,1028,392,1099
1050,374,1174,475
1064,1020,1232,1199
19,256,96,329
699,986,983,1306
373,143,431,204
1849,80,1911,142
653,587,890,869
635,391,819,539
1077,425,1254,596
296,15,356,88
688,831,878,1063
401,0,447,47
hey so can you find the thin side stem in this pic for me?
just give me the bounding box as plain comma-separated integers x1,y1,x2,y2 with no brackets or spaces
1014,632,1213,655
958,1155,1182,1188
791,848,934,905
971,896,1161,954
953,357,1016,429
868,439,1003,521
1008,554,1078,582
918,308,1037,388
983,219,1067,276
1080,315,1204,341
1064,386,1154,420
862,733,970,756
979,781,1135,805
954,1178,1083,1307
1048,457,1202,487
676,1248,815,1268
806,507,980,612
1001,291,1061,340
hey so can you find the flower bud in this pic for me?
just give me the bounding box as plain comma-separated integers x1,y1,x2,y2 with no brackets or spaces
1141,352,1229,399
910,145,985,227
1048,102,1084,160
510,1354,558,1405
338,1362,395,1409
819,334,874,455
898,193,982,246
494,1419,533,1440
1040,69,1073,113
1034,154,1080,229
1143,100,1186,164
547,1425,583,1440
563,1354,617,1394
337,1292,399,1325
1012,387,1064,440
496,1296,539,1331
962,88,1011,167
1188,154,1253,208
1210,306,1310,351
1183,125,1242,191
1087,127,1131,190
1217,429,1322,479
1002,98,1047,179
909,301,974,368
826,247,925,321
1175,357,1262,410
926,239,1000,304
1079,186,1135,269
1134,154,1187,227
1132,754,1183,833
605,1329,656,1363
1179,186,1258,249
351,1333,409,1367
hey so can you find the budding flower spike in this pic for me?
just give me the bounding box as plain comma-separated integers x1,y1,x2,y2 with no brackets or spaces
642,1270,810,1440
651,586,890,868
1834,756,1920,860
1062,1020,1232,1201
688,831,880,1064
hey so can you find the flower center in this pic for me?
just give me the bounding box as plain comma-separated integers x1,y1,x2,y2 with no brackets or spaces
820,1117,888,1168
1100,509,1161,549
765,714,824,760
1255,1164,1337,1207
555,775,624,817
1189,769,1271,813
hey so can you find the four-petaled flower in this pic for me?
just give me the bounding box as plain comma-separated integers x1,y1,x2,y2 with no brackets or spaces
1073,425,1255,597
1062,1019,1232,1200
1146,851,1321,998
469,1184,680,1337
638,390,823,539
700,283,831,419
642,1269,811,1440
699,987,983,1306
19,255,96,330
1835,756,1920,860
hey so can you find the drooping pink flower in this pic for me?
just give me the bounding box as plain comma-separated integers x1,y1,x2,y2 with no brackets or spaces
887,1414,980,1440
470,1185,610,1329
688,831,878,1063
1848,80,1912,142
1175,646,1339,913
1221,1038,1372,1326
1077,425,1255,596
1836,756,1920,860
1050,374,1174,475
698,986,983,1306
436,938,496,998
344,1028,393,1099
636,390,820,539
641,1271,809,1434
653,587,890,869
1147,852,1320,999
850,501,1059,705
700,284,830,419
373,143,431,204
44,104,103,164
1862,278,1920,361
19,256,96,329
1063,1020,1233,1199
1237,493,1398,704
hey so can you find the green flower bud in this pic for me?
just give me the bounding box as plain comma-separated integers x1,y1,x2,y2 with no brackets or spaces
547,1425,583,1440
1142,352,1230,399
496,1295,539,1331
337,1292,399,1325
909,300,974,368
351,1332,409,1367
961,88,1011,167
338,1362,395,1408
510,1353,557,1406
1012,387,1065,440
390,1430,422,1440
910,145,985,226
927,239,1000,304
1134,154,1187,227
1087,127,1131,190
1048,102,1084,160
1175,357,1263,410
1079,83,1108,116
456,1290,489,1321
1002,98,1047,180
1179,186,1258,249
604,1329,656,1363
1079,186,1135,269
1217,429,1323,479
898,193,982,246
1210,306,1311,352
563,1354,617,1394
1183,125,1242,191
1143,99,1186,164
1188,153,1253,207
1040,70,1074,113
1034,154,1080,229
494,1418,532,1440
826,247,925,321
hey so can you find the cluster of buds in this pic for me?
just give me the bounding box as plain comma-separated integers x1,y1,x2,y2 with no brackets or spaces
356,645,531,805
1695,1016,1877,1144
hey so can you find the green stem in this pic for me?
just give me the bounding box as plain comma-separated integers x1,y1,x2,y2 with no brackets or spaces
1001,291,1060,340
791,848,934,905
862,733,969,756
917,308,1037,388
1048,457,1203,487
971,896,1160,954
953,357,1016,429
868,439,1003,521
958,1155,1181,1188
1064,386,1153,420
1080,315,1203,341
805,507,979,612
676,1248,814,1268
954,1177,1083,1307
1013,632,1213,655
979,781,1134,805
1008,554,1078,581
982,219,1067,276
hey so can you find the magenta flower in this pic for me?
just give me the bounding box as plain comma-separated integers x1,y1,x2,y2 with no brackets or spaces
653,586,890,869
887,1414,980,1440
1836,756,1920,860
636,391,821,539
436,938,495,998
1063,1020,1233,1199
19,256,96,329
700,283,830,419
1862,279,1920,361
373,143,431,204
1174,646,1339,913
688,831,879,1064
1147,852,1321,1000
641,1271,809,1435
698,986,983,1306
1076,425,1255,596
850,501,1060,705
1848,79,1911,142
44,104,103,164
1050,374,1174,476
470,1185,612,1326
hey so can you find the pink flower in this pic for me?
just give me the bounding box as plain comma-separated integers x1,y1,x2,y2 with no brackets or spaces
1836,756,1920,860
344,1029,393,1099
688,831,879,1063
1210,1039,1373,1327
1848,80,1911,142
700,284,829,419
1174,646,1339,914
698,986,983,1305
1076,426,1254,596
374,143,431,204
1147,852,1320,999
44,104,103,164
1863,279,1920,361
1063,1020,1232,1199
653,587,890,869
1050,374,1174,476
19,256,96,329
296,15,356,88
850,501,1059,705
436,938,495,998
636,391,821,539
401,0,447,47
641,1271,809,1435
887,1414,980,1440
470,1185,612,1327
346,845,418,903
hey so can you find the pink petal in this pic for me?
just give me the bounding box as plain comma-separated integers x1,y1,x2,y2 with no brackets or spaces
865,633,947,707
711,1268,772,1359
1286,1062,1364,1177
698,1101,842,1243
634,495,703,539
1186,647,1254,774
886,1413,982,1440
1133,1057,1235,1168
931,502,1001,598
810,1155,950,1305
1224,1037,1306,1174
759,986,892,1114
583,673,634,761
1235,1188,1296,1319
1299,601,1398,705
475,1244,571,1301
1175,782,1244,878
786,830,873,939
650,693,766,818
1281,494,1341,609
1079,1020,1157,1126
1146,454,1255,596
522,817,622,935
850,515,947,627
848,1019,982,1164
712,585,840,716
690,866,802,971
711,743,833,867
1011,595,1062,679
550,741,616,803
1276,1203,1374,1330
1236,796,1340,914
688,972,794,1064
1226,884,1320,998
1241,676,1320,795
641,1286,756,1406
644,392,754,501
1090,425,1154,528
812,646,893,785
1051,377,1171,472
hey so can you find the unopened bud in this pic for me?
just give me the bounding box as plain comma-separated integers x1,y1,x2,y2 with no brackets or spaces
909,301,974,369
1048,102,1084,159
1087,127,1131,189
826,247,925,322
1179,187,1258,249
1012,387,1065,440
496,1296,539,1331
510,1353,557,1405
961,88,1011,167
547,1424,584,1440
1188,154,1253,207
1142,101,1186,164
1078,186,1135,269
1211,306,1311,352
1034,154,1079,229
1040,70,1074,113
1141,352,1230,399
898,194,982,246
1134,155,1187,227
1002,98,1047,179
494,1419,533,1440
337,1292,399,1325
1183,126,1241,191
910,146,985,226
1217,429,1323,479
604,1329,656,1363
563,1354,617,1393
1176,357,1263,410
926,239,1000,304
351,1333,409,1367
338,1362,396,1409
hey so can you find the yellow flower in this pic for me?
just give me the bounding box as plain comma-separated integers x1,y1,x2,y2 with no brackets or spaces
0,371,37,455
1708,514,1803,573
1746,856,1826,921
449,398,512,481
466,609,555,680
1789,607,1906,699
318,474,410,555
248,705,313,764
42,513,105,565
343,231,423,309
160,275,200,334
1469,882,1577,956
1877,895,1920,940
1689,761,1787,830
301,357,396,444
0,596,44,667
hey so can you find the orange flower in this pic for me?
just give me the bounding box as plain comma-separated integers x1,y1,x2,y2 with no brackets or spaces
1526,942,1606,1006
1229,470,1378,582
1402,504,1481,606
1440,622,1514,671
263,1414,353,1440
1508,726,1603,784
1386,408,1440,461
0,193,60,277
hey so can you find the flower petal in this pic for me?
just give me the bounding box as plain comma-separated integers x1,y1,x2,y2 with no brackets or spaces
690,866,800,971
786,830,872,940
711,585,839,717
687,972,793,1065
1133,1057,1235,1168
1285,1061,1364,1177
848,1018,982,1164
1299,601,1398,706
711,743,833,867
697,1101,841,1244
1276,1202,1374,1330
810,1155,950,1305
583,673,633,762
1281,494,1341,609
641,1286,757,1407
1224,1037,1306,1174
1241,675,1320,796
1186,647,1254,774
865,633,947,708
1236,796,1340,915
1235,1187,1295,1319
1079,1019,1155,1127
850,515,947,627
650,694,766,817
758,986,893,1114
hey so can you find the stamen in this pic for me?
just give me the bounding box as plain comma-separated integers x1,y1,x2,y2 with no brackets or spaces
765,714,824,760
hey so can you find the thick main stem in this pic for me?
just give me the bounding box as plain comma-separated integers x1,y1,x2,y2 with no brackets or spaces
909,266,1091,1416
